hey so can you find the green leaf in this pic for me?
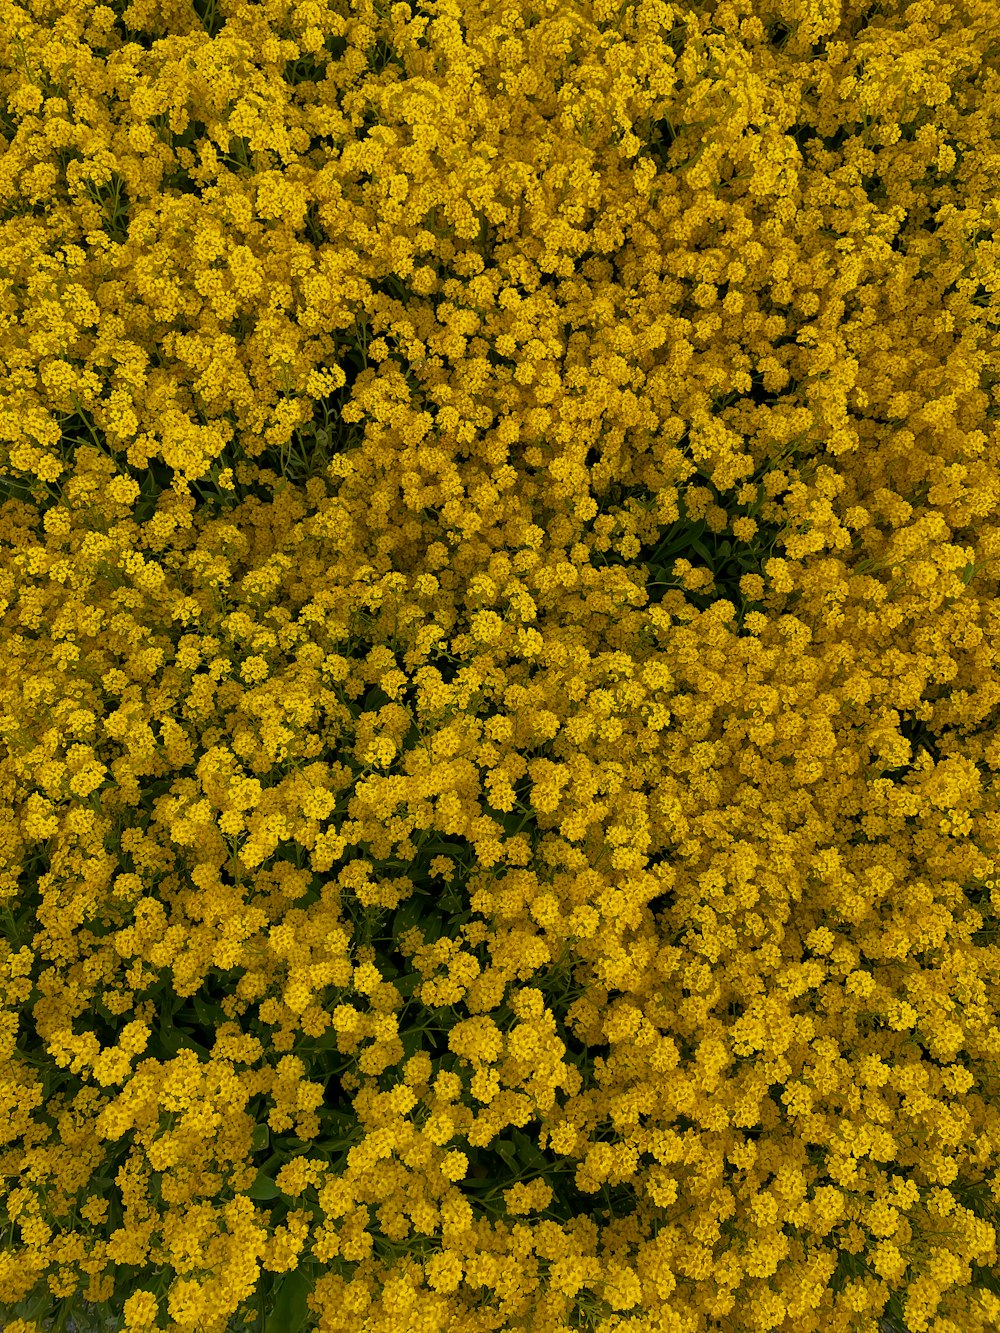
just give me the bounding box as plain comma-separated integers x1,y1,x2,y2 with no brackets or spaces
499,809,532,838
175,1032,211,1058
158,1019,184,1057
301,1029,340,1053
248,1170,282,1201
511,1128,547,1172
417,913,443,945
424,838,469,859
392,970,422,999
400,1026,425,1061
392,896,426,945
193,995,225,1027
495,1138,518,1168
318,1107,357,1133
265,1267,313,1333
251,1123,270,1153
373,949,400,980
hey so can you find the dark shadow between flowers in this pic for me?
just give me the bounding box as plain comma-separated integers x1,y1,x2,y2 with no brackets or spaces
589,476,785,630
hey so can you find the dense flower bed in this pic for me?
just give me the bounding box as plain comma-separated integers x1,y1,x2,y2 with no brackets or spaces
2,0,1000,1330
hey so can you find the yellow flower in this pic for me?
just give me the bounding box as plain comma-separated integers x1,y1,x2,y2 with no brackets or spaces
440,1150,468,1181
122,1292,160,1330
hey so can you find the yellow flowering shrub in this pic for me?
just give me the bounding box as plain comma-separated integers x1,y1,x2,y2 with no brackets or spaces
2,0,1000,1330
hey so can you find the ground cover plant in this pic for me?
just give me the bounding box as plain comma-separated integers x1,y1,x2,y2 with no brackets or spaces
1,0,1000,1330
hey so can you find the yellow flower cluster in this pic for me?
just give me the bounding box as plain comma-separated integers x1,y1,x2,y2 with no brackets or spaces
3,0,1000,1330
